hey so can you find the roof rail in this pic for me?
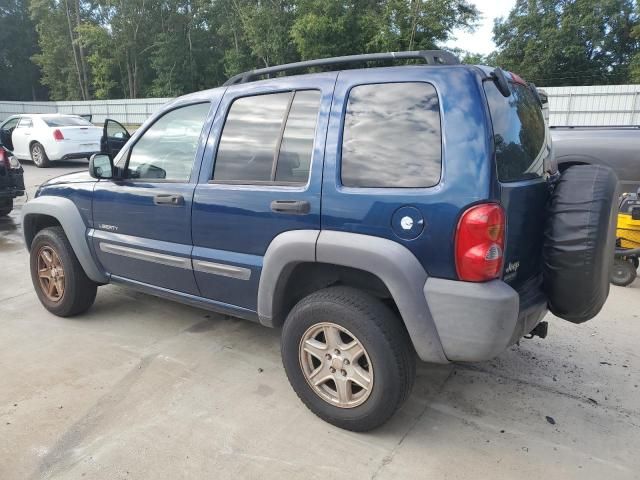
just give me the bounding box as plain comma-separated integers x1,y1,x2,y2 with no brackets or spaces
223,50,460,86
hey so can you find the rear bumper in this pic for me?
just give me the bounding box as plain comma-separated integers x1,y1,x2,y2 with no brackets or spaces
424,278,547,362
48,142,101,161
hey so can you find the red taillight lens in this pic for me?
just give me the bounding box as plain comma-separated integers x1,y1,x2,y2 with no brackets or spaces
0,148,7,167
53,129,64,141
455,203,506,282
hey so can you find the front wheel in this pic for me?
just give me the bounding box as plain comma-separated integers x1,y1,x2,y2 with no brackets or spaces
0,198,12,216
30,142,50,168
281,286,415,432
29,226,97,316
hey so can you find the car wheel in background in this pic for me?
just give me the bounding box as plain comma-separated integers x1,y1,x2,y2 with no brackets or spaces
0,198,12,216
611,258,637,287
29,226,97,316
30,142,50,168
281,286,416,432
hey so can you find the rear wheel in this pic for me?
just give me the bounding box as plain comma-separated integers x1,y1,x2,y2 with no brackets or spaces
30,142,50,168
281,286,415,432
29,226,97,316
0,198,12,216
611,258,637,287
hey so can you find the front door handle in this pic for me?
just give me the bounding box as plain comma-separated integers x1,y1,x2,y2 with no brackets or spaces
270,200,310,215
154,194,184,206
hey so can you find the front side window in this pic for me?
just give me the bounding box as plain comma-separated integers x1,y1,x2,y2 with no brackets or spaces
2,117,20,130
213,90,321,184
341,82,442,188
484,81,546,182
125,103,210,181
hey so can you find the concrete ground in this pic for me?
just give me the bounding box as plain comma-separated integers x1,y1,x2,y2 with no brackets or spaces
1,160,639,480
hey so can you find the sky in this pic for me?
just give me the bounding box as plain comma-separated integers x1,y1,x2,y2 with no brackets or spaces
444,0,516,55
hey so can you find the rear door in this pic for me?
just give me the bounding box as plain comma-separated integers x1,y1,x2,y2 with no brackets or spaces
12,117,33,158
92,102,213,294
191,73,335,311
483,77,551,290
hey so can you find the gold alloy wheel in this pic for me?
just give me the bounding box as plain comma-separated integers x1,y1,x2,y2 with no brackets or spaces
298,322,374,408
37,246,65,302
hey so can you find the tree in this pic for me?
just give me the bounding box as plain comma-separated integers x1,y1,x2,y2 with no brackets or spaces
0,0,44,100
493,0,640,86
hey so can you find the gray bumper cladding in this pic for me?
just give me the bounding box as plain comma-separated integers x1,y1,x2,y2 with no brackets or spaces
424,278,521,362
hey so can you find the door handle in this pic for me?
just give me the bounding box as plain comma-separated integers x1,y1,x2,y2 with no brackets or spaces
154,194,184,206
270,200,310,215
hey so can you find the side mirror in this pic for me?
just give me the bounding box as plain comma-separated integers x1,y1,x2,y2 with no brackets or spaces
89,153,114,179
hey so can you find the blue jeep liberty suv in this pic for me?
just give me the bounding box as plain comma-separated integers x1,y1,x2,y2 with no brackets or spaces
22,51,618,431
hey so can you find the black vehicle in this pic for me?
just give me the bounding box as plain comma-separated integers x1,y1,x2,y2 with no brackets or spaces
0,145,25,216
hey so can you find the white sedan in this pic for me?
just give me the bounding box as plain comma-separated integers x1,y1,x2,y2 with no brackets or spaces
0,114,102,168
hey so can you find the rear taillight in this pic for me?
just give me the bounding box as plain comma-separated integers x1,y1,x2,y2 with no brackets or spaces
0,148,7,168
455,203,506,282
53,129,64,141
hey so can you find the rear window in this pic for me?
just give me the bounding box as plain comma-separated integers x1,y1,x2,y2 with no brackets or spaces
43,116,93,127
341,82,441,188
484,81,546,182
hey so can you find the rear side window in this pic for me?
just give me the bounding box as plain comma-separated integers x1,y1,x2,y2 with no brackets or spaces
213,90,321,184
341,82,441,188
484,81,546,182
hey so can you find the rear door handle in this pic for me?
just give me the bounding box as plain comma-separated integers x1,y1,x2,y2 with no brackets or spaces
270,200,310,215
154,194,184,206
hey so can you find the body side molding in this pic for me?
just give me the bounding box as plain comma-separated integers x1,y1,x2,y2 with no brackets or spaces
22,196,108,283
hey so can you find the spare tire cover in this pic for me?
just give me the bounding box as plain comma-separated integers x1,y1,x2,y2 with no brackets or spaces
543,165,619,323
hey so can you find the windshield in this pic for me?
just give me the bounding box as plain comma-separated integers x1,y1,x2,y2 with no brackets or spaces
42,116,94,127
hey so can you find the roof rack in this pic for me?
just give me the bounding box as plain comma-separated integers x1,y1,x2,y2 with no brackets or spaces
223,50,460,86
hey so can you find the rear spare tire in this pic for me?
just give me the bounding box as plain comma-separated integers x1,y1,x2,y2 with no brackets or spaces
543,165,618,323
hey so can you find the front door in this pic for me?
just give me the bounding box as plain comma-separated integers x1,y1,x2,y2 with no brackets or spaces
191,74,336,311
92,102,213,295
102,119,131,159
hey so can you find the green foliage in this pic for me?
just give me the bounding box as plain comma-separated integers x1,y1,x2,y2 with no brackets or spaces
493,0,640,86
0,0,43,100
10,0,640,100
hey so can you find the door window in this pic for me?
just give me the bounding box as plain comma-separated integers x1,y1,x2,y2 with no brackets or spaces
213,90,321,185
341,82,442,188
124,103,210,181
2,118,20,130
17,118,33,128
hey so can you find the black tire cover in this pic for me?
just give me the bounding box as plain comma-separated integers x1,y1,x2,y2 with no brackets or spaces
543,165,619,323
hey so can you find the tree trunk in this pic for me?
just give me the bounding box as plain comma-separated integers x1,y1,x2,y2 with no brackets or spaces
63,0,85,100
75,0,91,100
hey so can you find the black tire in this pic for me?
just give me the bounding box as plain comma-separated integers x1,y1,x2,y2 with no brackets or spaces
632,257,639,270
30,142,50,168
0,198,12,216
543,165,619,323
281,286,416,432
611,258,637,287
29,226,97,316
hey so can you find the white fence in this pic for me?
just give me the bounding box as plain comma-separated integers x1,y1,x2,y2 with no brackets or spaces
0,98,171,125
544,85,640,126
2,84,640,127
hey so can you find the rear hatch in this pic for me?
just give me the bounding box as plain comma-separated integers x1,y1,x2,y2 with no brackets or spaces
483,75,552,294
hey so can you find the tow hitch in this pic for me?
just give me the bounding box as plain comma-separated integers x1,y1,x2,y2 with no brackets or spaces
525,321,548,339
